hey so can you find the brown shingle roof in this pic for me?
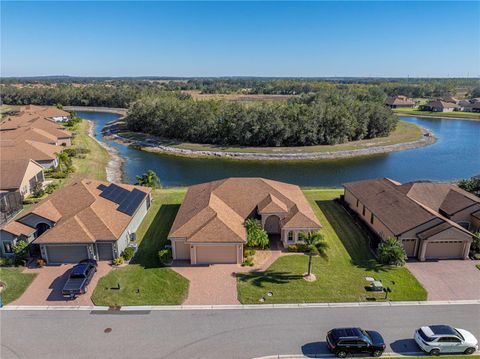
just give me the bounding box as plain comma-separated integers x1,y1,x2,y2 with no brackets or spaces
2,220,36,237
425,100,458,109
0,113,72,139
0,140,61,162
0,159,42,190
5,180,151,244
385,95,415,106
169,178,321,243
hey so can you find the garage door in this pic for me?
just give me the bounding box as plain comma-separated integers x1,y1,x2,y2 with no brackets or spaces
174,241,191,260
425,241,464,259
195,245,238,264
46,245,89,264
96,242,113,261
402,239,417,257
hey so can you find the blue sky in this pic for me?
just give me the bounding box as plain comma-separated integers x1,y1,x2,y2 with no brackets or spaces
1,1,479,77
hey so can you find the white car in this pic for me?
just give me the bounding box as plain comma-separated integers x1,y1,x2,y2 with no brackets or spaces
414,325,478,355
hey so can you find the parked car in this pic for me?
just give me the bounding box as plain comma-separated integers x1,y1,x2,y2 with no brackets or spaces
62,259,97,299
326,327,386,357
414,325,478,355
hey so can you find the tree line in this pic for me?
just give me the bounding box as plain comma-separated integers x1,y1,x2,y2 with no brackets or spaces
125,91,398,147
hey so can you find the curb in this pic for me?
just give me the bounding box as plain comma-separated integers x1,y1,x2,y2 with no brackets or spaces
251,351,480,359
2,299,479,311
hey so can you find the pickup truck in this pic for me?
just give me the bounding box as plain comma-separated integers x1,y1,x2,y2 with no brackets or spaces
62,259,97,299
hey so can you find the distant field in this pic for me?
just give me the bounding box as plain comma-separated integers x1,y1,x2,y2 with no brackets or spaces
180,90,296,102
394,107,480,120
118,120,423,154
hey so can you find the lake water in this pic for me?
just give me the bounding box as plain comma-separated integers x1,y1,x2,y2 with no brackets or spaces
77,111,480,187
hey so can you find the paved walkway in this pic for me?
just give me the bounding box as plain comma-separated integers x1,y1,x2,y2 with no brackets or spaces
13,262,112,306
406,260,480,300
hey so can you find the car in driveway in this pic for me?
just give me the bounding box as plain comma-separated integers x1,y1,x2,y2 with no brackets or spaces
414,325,478,355
326,327,386,357
62,259,97,299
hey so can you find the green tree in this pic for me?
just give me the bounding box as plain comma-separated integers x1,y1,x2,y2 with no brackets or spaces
244,219,269,249
458,177,480,197
136,170,161,188
469,232,480,259
377,238,407,266
298,230,328,277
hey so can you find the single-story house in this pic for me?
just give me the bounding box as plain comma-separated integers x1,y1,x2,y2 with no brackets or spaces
0,159,45,197
0,126,69,147
421,100,458,113
440,96,458,104
458,100,480,113
0,180,151,263
0,139,61,168
20,105,71,123
384,95,416,108
343,178,478,261
168,177,321,265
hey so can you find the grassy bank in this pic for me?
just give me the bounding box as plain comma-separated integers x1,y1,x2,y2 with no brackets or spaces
394,108,480,120
237,189,427,304
0,268,37,304
117,120,423,154
91,189,189,306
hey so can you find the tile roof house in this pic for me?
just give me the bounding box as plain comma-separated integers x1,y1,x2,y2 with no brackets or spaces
168,178,321,265
384,95,416,108
421,100,459,113
0,139,61,168
343,178,478,261
0,159,44,196
0,180,152,263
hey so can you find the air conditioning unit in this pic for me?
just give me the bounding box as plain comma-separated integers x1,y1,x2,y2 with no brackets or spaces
130,232,137,241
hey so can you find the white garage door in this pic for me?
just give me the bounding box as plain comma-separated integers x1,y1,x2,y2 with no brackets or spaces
46,245,89,264
425,241,464,259
195,245,238,264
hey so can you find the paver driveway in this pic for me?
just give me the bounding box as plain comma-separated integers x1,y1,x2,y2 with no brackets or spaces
13,262,111,306
406,260,480,300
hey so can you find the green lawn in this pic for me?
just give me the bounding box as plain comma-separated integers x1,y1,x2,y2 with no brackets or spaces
118,121,422,155
237,189,427,304
91,189,189,306
0,268,37,305
393,108,480,120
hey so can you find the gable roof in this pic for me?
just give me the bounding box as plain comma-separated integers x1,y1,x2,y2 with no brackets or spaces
0,113,72,139
19,105,70,118
384,95,415,106
1,180,151,244
0,159,43,190
169,178,321,243
0,139,61,162
425,100,458,109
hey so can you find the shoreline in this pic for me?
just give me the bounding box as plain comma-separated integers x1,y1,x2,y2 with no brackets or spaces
104,126,436,161
86,120,124,182
395,112,480,122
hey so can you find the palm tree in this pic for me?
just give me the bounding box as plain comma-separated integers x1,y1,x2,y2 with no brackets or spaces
298,230,328,277
136,170,161,188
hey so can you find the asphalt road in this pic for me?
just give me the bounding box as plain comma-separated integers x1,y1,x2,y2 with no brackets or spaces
1,304,479,359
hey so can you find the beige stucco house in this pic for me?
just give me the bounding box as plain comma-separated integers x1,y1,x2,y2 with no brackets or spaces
168,178,321,265
0,159,45,196
343,178,478,261
0,180,151,263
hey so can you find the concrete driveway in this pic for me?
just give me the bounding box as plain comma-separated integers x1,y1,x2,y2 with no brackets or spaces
13,261,111,306
407,260,480,300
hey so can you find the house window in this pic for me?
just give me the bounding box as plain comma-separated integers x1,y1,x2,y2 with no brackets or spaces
288,231,294,242
3,242,13,254
362,205,366,216
370,213,374,225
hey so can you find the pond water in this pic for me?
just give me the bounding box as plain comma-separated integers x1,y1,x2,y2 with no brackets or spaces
77,111,480,187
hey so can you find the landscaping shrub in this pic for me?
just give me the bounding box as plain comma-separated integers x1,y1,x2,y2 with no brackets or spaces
296,243,309,252
287,244,298,252
0,257,15,267
242,256,254,267
122,247,135,261
245,219,269,249
113,256,124,266
244,248,256,257
45,182,59,194
50,171,67,179
32,182,45,198
158,249,172,266
23,196,44,205
377,238,407,266
469,232,480,259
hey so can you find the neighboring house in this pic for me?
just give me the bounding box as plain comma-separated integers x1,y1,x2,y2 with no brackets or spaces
440,96,458,104
168,178,321,265
0,180,151,263
343,178,478,261
0,159,45,196
0,140,61,168
421,100,458,112
0,126,68,146
458,100,480,113
20,105,71,122
384,95,416,108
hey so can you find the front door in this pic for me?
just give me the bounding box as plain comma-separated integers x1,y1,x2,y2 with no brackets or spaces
264,215,280,234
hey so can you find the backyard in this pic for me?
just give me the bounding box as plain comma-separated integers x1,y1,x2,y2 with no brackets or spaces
393,107,480,120
0,268,37,305
237,189,427,304
91,189,189,306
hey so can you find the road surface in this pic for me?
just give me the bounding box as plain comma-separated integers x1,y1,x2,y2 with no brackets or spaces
1,304,479,359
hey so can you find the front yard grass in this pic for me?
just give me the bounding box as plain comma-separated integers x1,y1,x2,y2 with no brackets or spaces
91,189,189,306
0,268,37,305
237,189,427,304
393,108,480,120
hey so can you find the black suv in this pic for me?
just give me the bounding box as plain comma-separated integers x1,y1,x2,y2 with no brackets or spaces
327,327,386,358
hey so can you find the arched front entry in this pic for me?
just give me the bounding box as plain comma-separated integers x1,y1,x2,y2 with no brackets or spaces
264,215,281,234
36,222,51,237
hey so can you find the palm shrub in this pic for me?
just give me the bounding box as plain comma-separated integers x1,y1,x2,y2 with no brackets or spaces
377,237,407,266
298,231,328,277
136,170,161,189
244,219,269,249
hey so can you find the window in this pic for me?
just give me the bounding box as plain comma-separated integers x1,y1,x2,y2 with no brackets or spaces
362,205,366,216
288,231,294,242
3,242,13,254
370,213,374,224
